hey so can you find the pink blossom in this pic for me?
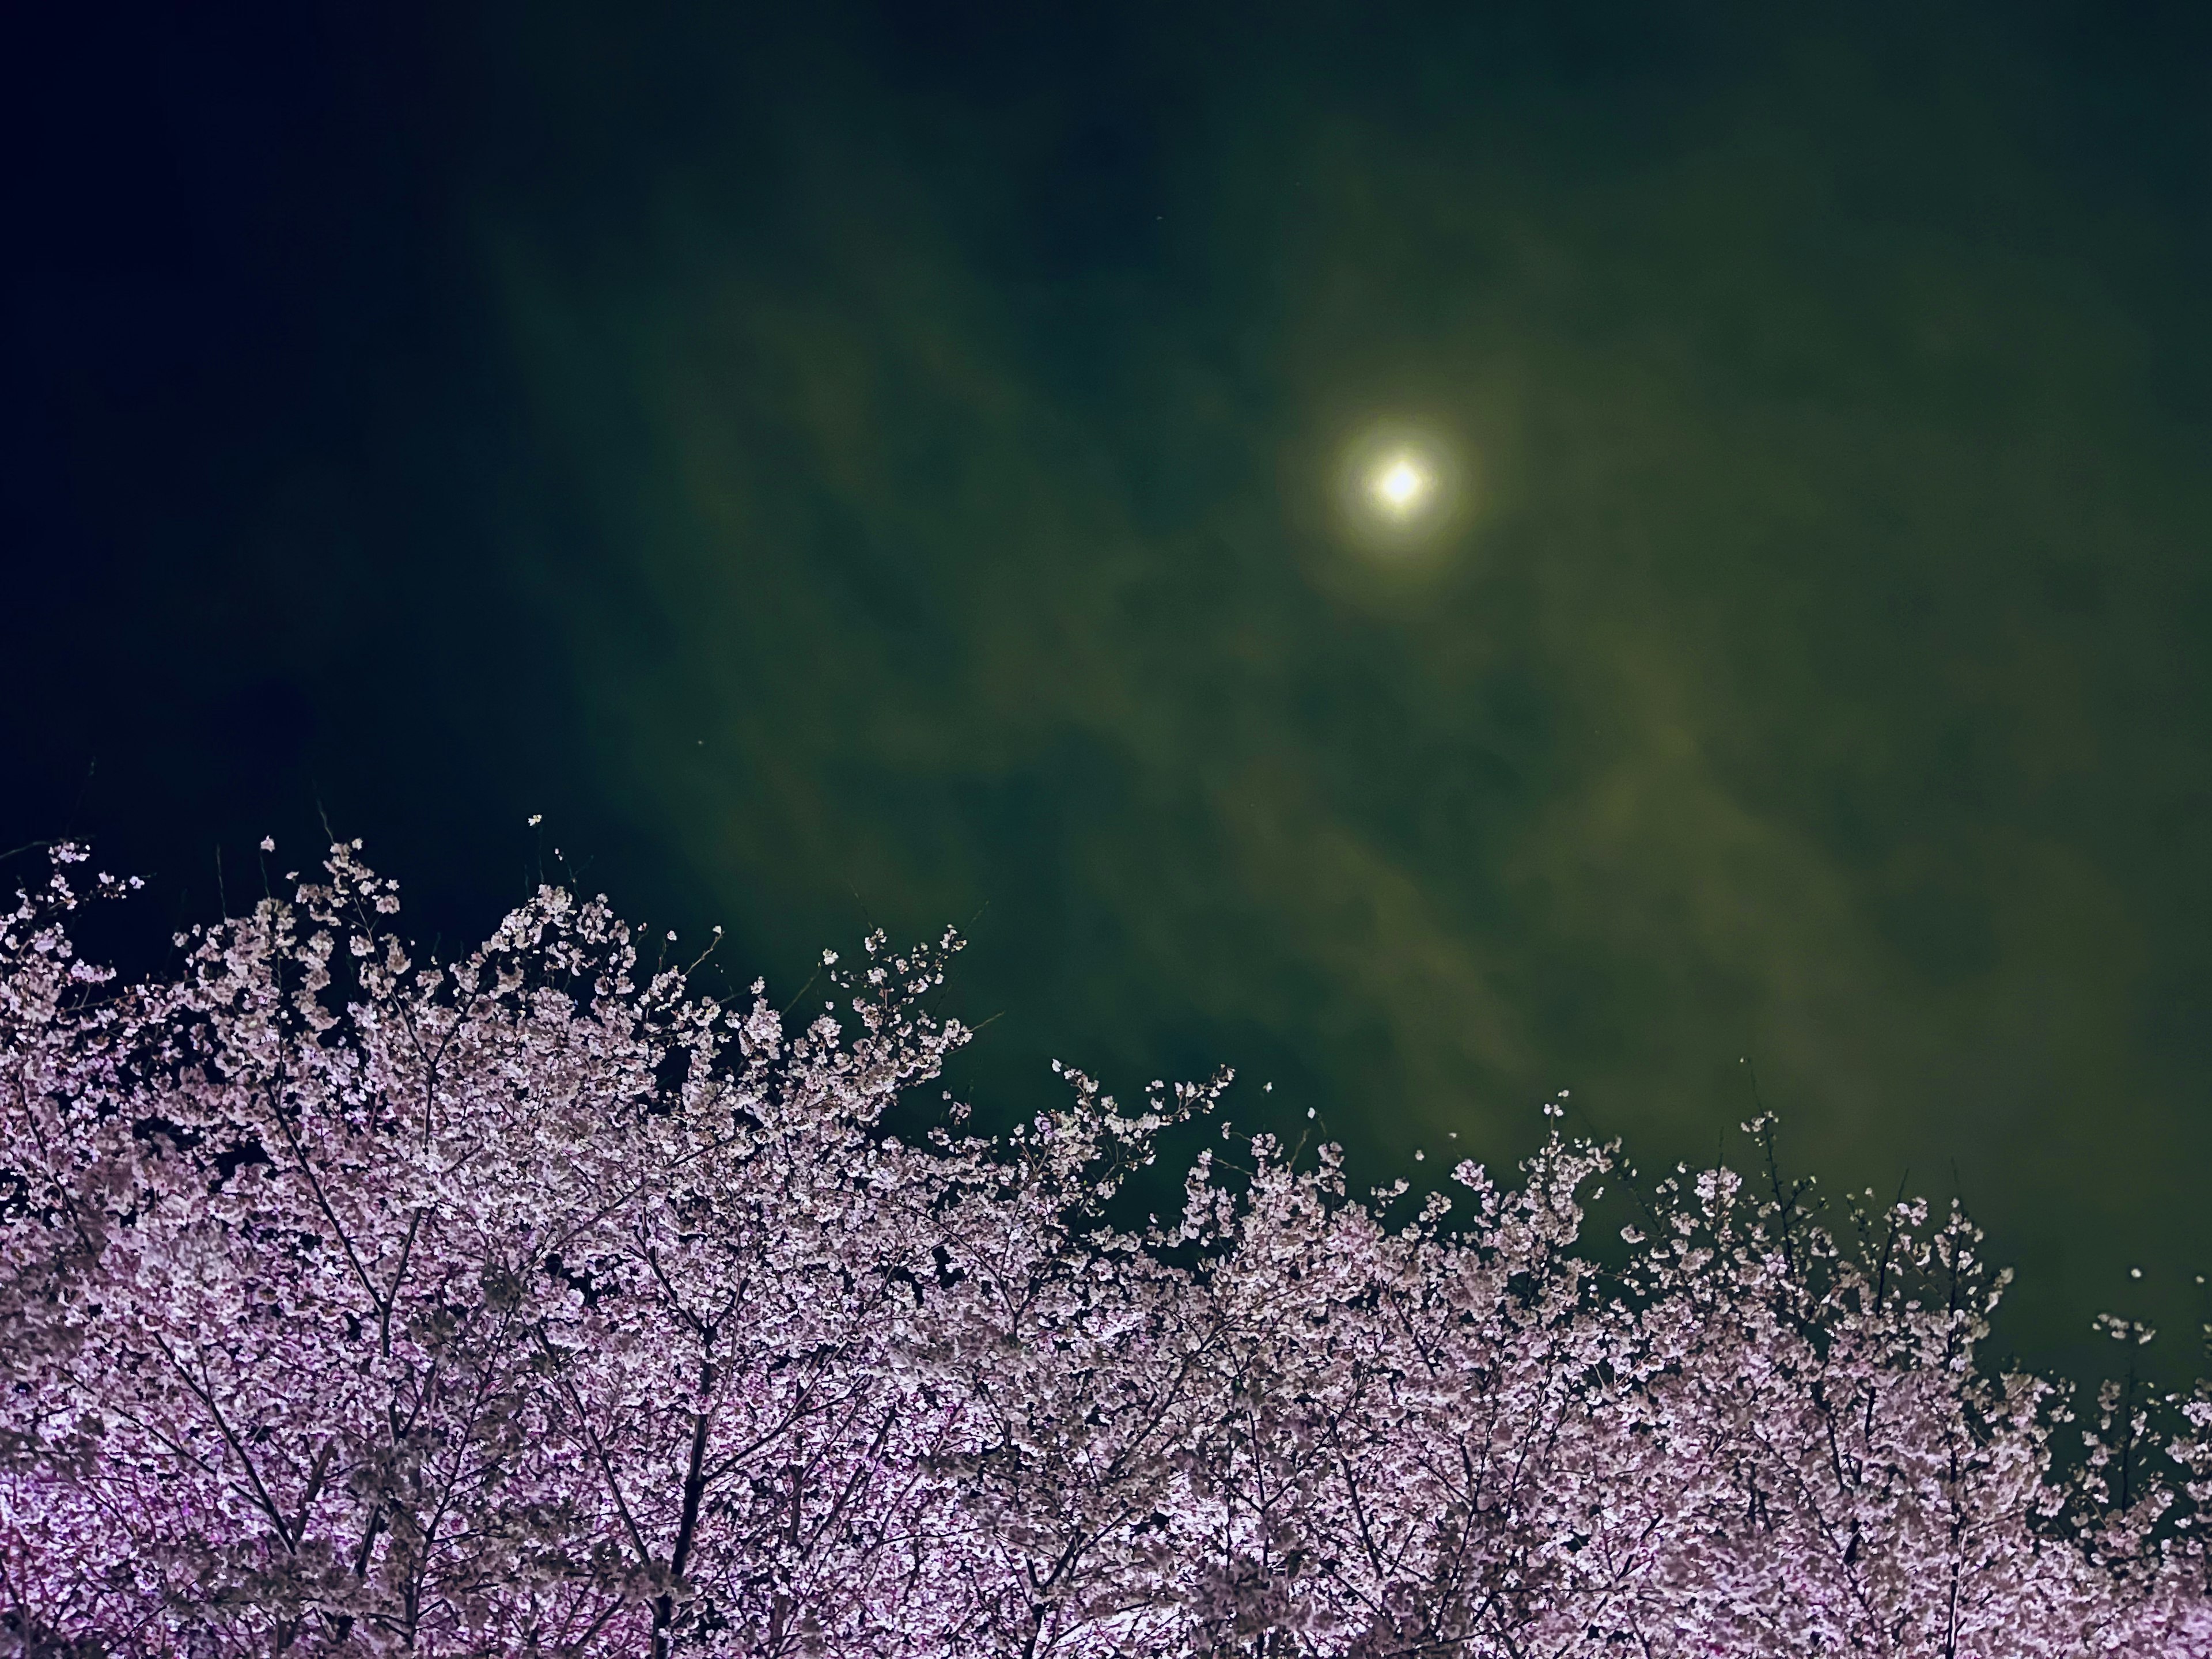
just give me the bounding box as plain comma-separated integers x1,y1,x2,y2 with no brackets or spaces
2,845,2207,1655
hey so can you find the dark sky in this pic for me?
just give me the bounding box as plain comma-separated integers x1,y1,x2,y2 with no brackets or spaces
7,0,2211,1378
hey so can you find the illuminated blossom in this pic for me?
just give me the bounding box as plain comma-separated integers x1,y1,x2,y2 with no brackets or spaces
2,844,2208,1655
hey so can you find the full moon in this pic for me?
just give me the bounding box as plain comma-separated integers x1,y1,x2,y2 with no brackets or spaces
1334,425,1463,555
1368,452,1435,518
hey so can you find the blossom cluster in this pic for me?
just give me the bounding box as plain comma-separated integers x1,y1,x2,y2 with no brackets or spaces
3,844,2209,1656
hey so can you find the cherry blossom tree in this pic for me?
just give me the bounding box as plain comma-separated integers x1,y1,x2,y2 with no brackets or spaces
3,843,2209,1656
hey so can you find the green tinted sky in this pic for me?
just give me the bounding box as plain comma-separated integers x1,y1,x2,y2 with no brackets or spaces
13,1,2211,1376
461,4,2212,1369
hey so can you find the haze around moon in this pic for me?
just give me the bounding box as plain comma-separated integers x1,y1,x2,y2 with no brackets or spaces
1336,426,1465,556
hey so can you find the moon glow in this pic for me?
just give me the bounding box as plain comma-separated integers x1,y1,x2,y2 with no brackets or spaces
1335,425,1464,556
1368,452,1435,518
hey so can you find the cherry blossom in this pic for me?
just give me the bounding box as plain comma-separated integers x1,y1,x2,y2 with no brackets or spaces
3,844,2207,1655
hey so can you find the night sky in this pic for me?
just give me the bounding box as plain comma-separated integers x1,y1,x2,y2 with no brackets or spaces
8,1,2211,1379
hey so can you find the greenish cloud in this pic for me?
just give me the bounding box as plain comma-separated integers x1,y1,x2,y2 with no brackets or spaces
477,3,2212,1374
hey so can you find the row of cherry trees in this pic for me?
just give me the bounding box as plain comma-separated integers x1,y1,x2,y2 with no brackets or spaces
3,844,2210,1656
